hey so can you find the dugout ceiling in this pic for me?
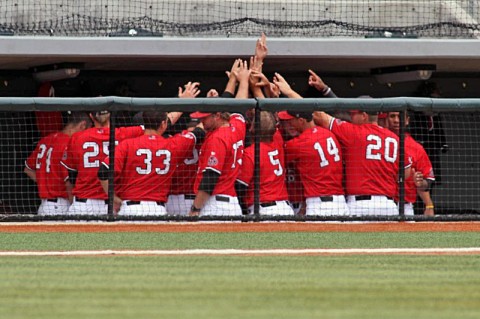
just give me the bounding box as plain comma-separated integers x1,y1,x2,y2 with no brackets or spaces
0,37,480,98
0,37,480,73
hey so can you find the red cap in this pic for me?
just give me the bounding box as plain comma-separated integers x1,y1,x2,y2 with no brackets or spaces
277,111,295,120
190,112,212,119
378,112,387,119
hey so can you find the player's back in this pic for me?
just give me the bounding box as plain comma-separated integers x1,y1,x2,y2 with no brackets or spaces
285,126,344,197
238,140,288,206
331,120,400,197
26,132,70,199
63,126,143,199
170,145,199,196
115,133,195,201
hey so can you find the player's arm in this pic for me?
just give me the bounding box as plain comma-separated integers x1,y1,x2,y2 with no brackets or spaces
65,180,74,203
273,72,302,99
98,162,122,212
23,167,37,182
249,69,266,99
308,69,337,98
412,168,432,192
418,190,434,216
253,33,267,73
171,81,202,125
233,60,251,99
223,59,242,97
189,169,221,216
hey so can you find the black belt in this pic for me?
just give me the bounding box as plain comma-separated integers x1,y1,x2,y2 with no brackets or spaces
76,197,108,204
46,198,58,203
355,195,394,201
215,195,230,203
260,201,276,208
318,196,334,202
126,201,165,206
291,202,302,209
260,201,288,208
184,194,196,200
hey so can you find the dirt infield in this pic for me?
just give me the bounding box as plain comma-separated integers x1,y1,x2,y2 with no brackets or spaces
1,221,479,233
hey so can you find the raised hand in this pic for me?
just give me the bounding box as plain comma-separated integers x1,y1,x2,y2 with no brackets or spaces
250,70,269,87
266,82,281,98
233,60,251,83
255,33,268,62
206,89,219,98
273,73,302,99
178,81,201,98
226,59,242,79
308,69,328,92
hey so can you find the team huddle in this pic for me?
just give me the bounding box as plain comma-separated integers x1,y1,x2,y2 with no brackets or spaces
25,35,435,217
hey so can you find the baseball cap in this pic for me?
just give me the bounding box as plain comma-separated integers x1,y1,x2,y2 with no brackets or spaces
378,112,387,119
190,111,212,119
277,110,312,121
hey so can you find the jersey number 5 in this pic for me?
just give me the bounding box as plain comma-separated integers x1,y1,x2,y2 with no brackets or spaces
268,149,283,176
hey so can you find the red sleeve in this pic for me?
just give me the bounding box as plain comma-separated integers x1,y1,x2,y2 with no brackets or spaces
25,143,41,170
330,119,354,147
170,132,196,164
113,141,128,175
61,136,78,171
236,147,254,186
415,144,435,180
116,126,145,140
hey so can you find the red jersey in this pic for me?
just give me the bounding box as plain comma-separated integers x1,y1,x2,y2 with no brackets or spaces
103,132,196,202
329,119,411,198
285,126,344,197
61,126,144,199
170,142,200,195
25,132,70,199
404,134,435,203
236,132,288,206
194,114,246,196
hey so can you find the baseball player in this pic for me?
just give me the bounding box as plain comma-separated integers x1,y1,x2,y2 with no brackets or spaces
273,72,411,216
61,83,196,215
278,110,349,216
188,61,250,217
167,91,215,215
61,111,145,215
236,111,293,216
278,115,306,214
188,111,246,216
315,109,413,216
98,111,204,216
166,130,200,215
24,112,91,215
385,111,435,216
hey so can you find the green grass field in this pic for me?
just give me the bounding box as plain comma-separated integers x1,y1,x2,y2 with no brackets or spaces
0,231,479,319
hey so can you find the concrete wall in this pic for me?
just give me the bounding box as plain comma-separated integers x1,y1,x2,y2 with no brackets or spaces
0,1,478,37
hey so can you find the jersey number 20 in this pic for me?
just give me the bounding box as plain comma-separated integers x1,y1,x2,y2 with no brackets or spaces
366,135,397,163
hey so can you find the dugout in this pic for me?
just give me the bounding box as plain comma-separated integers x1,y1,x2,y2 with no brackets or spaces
1,0,480,216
